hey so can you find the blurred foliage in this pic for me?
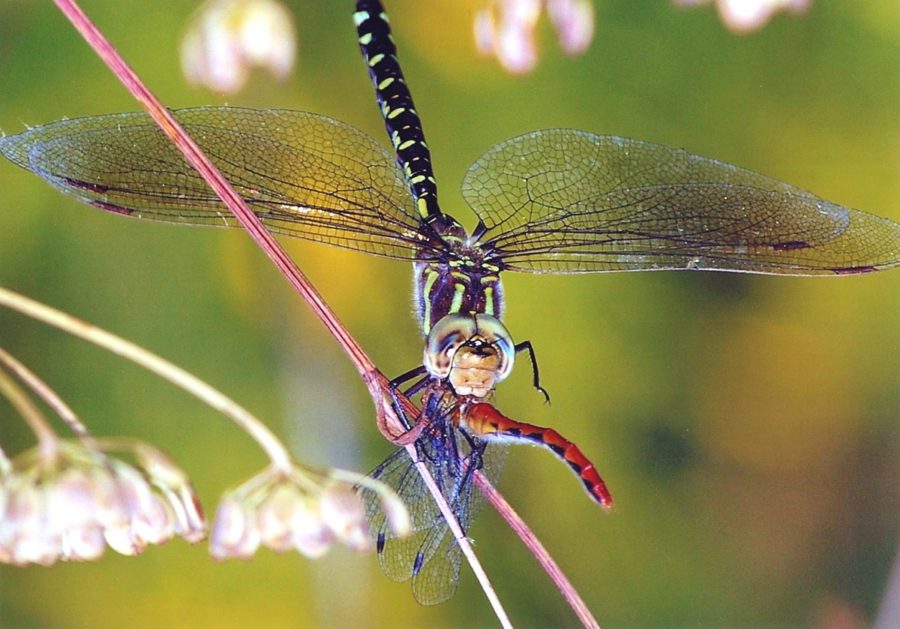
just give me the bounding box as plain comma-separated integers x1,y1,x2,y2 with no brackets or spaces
0,1,897,627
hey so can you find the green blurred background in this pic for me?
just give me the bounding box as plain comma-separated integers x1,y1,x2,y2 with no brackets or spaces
0,1,897,627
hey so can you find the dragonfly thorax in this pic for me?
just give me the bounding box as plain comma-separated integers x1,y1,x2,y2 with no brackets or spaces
413,238,504,335
423,313,514,398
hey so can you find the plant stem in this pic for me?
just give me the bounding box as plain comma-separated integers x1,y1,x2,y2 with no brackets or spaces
0,359,59,459
475,470,601,628
0,286,291,471
0,345,90,438
50,0,505,619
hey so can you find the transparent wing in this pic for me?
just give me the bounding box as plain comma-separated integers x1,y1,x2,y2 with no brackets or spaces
362,436,506,606
462,129,900,275
0,107,443,260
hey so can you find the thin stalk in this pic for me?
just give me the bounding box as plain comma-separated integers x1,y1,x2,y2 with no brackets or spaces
51,0,376,384
0,361,58,459
53,0,410,446
0,286,291,471
475,470,601,629
874,546,900,629
0,345,90,438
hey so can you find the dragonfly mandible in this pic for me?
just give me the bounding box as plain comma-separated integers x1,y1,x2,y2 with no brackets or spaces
1,0,899,606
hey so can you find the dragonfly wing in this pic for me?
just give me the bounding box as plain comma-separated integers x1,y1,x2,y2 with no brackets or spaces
361,438,506,605
410,520,462,605
363,443,465,603
363,448,435,583
405,441,507,605
408,440,507,605
0,107,437,260
462,129,900,275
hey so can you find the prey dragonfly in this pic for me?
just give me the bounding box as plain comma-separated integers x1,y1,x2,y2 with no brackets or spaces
2,0,899,606
361,380,612,604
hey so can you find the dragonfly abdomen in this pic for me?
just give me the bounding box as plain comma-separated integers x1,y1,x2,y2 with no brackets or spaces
462,402,614,508
354,2,440,222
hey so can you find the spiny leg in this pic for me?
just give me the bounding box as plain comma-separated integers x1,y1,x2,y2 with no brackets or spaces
514,339,551,402
455,436,487,504
390,364,431,398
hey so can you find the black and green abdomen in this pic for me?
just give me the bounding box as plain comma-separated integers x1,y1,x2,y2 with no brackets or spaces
354,1,440,222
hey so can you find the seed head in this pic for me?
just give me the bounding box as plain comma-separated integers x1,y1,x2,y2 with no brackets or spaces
0,440,206,566
210,465,408,560
181,0,297,93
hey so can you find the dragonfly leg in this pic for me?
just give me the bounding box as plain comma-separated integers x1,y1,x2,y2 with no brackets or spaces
457,426,479,455
385,366,433,430
402,375,432,399
374,368,433,445
459,437,487,488
450,426,484,483
376,395,422,445
462,402,613,508
514,339,551,403
390,364,428,391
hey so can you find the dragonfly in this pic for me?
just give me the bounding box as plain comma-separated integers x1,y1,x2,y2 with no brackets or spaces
362,382,612,604
1,0,898,606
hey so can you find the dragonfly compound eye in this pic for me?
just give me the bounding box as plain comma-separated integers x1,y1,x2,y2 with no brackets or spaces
423,314,515,397
423,314,475,380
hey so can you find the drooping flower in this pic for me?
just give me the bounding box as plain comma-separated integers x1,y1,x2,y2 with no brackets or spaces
673,0,813,34
181,0,296,93
475,0,595,74
209,465,409,560
0,440,206,566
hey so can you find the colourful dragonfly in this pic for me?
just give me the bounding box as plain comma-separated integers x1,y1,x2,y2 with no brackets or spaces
1,0,898,606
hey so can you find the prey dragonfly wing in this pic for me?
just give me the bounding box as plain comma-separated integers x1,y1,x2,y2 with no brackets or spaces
361,386,508,606
2,0,899,606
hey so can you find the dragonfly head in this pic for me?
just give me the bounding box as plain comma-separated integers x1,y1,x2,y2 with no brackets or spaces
423,313,515,398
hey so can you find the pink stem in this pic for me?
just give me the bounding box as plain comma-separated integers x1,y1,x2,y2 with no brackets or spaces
474,471,601,629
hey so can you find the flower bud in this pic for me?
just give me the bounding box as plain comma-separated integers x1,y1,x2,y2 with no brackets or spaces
181,0,296,93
